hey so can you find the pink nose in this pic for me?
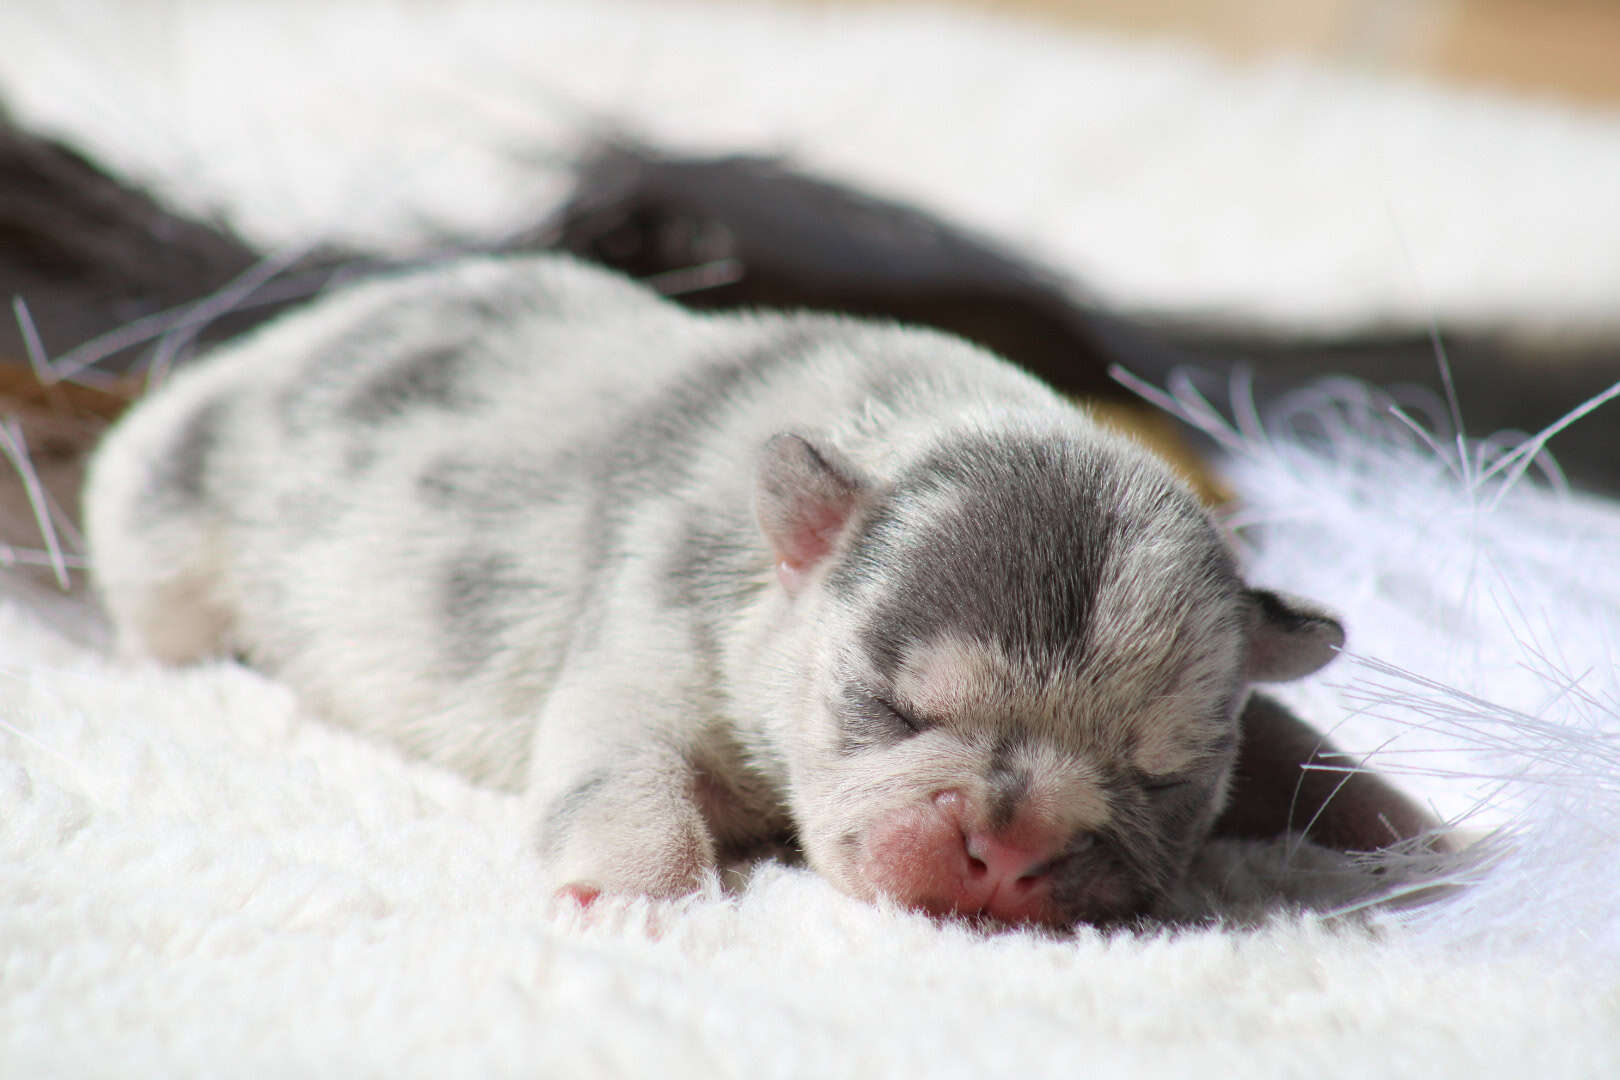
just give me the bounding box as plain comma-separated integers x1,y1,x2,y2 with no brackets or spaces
931,790,1059,922
964,831,1050,889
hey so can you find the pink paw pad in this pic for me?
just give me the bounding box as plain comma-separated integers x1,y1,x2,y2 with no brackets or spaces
556,882,602,909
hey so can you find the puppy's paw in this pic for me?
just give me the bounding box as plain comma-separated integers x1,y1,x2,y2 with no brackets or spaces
533,766,717,904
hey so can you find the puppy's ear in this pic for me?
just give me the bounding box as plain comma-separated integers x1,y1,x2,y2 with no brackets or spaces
755,433,869,592
1244,588,1345,682
1213,693,1447,852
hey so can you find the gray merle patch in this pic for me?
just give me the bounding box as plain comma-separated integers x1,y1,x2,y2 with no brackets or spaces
841,433,1112,676
985,735,1031,829
147,396,225,507
344,345,468,423
839,431,1230,681
537,769,611,860
593,325,847,494
440,548,555,673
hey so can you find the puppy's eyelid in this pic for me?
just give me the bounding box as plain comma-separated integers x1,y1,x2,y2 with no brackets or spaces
874,695,927,734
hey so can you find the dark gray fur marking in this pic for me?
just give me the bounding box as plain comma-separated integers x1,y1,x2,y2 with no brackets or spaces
276,317,419,434
984,735,1031,830
834,686,921,756
343,345,466,423
148,396,225,505
660,504,766,613
1250,588,1331,634
537,769,611,861
593,326,835,494
417,455,479,507
556,325,841,660
843,433,1114,677
1092,777,1201,899
840,431,1234,682
1046,836,1151,924
444,267,561,324
343,442,376,475
660,506,769,715
275,284,490,433
440,548,553,673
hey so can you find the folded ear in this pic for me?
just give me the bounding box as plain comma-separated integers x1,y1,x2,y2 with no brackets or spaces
1213,693,1447,852
1244,588,1346,682
755,433,869,592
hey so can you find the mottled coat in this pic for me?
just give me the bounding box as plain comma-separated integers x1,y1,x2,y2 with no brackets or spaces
85,254,1350,926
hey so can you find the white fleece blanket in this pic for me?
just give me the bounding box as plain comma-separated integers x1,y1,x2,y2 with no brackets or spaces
3,2,1620,1076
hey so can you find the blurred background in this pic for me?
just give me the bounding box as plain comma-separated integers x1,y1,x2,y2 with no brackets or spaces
0,0,1613,518
787,0,1620,107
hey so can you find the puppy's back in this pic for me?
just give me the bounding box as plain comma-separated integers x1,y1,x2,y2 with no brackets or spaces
83,253,1071,783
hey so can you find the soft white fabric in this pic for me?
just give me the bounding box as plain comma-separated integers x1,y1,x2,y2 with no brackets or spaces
2,2,1619,1075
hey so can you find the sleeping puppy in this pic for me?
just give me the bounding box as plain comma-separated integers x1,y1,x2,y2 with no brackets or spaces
84,254,1433,928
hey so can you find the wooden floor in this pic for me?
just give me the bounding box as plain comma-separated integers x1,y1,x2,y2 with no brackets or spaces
786,0,1620,108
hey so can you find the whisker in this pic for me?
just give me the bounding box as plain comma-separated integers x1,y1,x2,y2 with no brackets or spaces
0,418,71,589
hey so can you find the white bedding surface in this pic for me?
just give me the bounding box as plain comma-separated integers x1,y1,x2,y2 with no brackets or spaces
2,2,1618,1075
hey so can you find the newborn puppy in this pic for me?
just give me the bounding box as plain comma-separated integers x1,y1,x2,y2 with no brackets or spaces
85,254,1356,928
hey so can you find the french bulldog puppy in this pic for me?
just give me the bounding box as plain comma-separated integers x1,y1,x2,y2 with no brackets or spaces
84,254,1407,928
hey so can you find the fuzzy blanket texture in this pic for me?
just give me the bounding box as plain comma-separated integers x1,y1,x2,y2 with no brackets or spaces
3,1,1619,1076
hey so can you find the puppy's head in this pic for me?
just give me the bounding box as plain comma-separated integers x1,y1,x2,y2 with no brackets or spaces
755,425,1342,928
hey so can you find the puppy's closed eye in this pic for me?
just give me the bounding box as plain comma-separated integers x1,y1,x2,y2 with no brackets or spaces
1139,775,1194,795
872,695,929,736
